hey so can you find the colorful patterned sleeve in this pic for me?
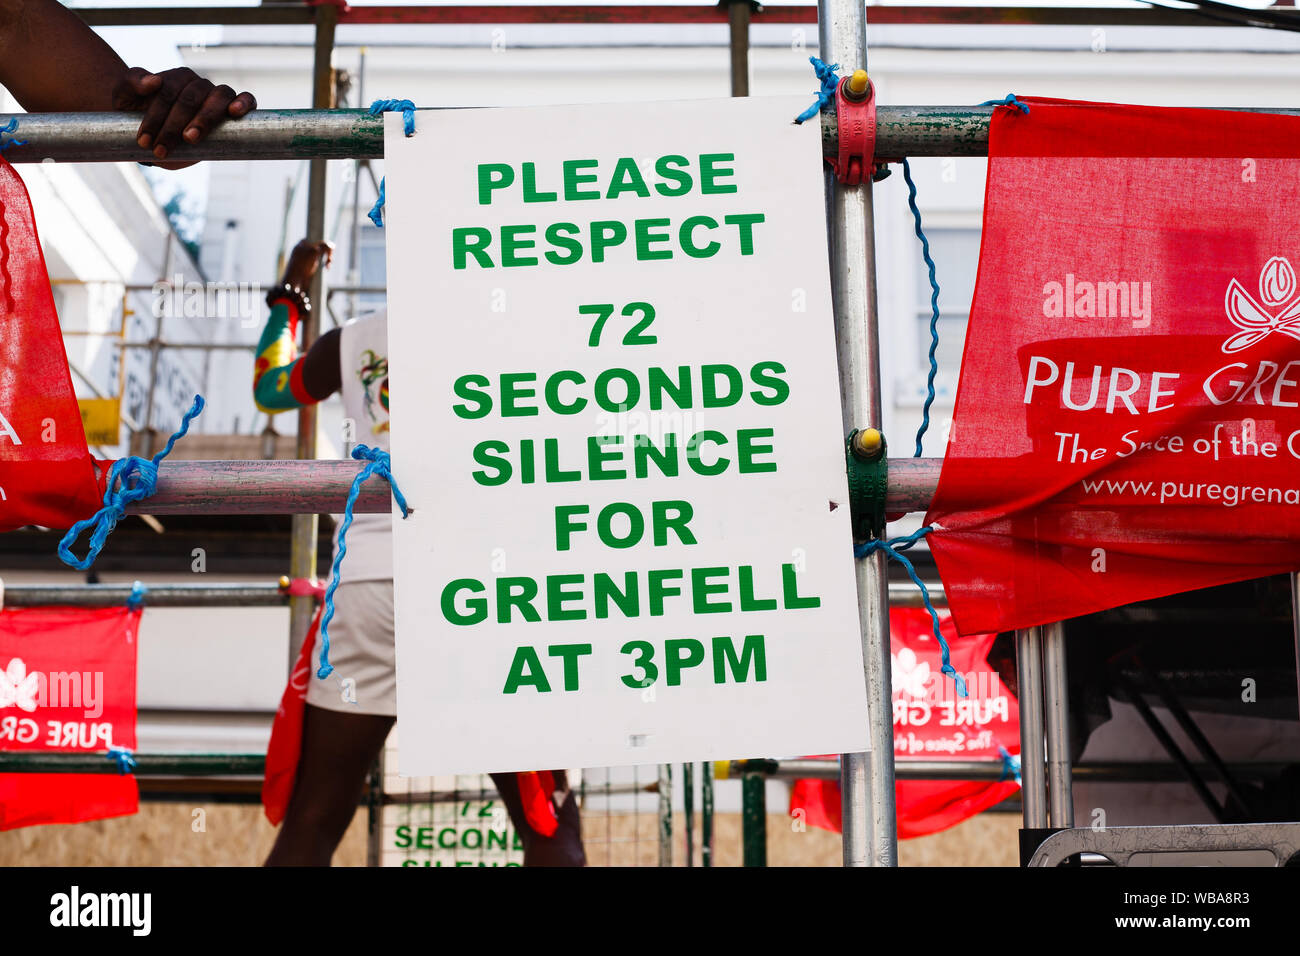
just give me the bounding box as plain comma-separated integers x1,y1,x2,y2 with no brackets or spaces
253,299,318,413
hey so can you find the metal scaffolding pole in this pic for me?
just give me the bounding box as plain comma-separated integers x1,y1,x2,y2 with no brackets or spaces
683,762,695,866
10,747,1290,780
819,0,896,868
889,582,945,607
1016,626,1049,829
728,757,1295,783
741,773,767,866
287,3,338,668
0,753,266,775
727,0,751,98
657,764,673,867
1293,574,1300,723
126,456,941,515
7,107,1300,165
69,4,1299,28
1042,620,1074,828
1,582,294,608
701,760,714,867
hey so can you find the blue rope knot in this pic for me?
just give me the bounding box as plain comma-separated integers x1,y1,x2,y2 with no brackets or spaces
794,57,840,125
126,581,147,611
107,746,136,775
367,177,386,229
998,745,1022,784
855,526,967,697
369,98,416,136
0,117,27,151
367,98,416,228
317,444,409,680
58,396,205,571
979,94,1030,115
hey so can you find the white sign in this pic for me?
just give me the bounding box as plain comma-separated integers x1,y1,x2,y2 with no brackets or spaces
380,731,523,867
385,96,868,775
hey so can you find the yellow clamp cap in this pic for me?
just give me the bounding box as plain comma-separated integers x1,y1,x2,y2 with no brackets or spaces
853,427,883,457
847,69,870,97
713,760,731,780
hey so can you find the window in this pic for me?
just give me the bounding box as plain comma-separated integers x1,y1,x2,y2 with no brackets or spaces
356,224,387,313
906,227,981,403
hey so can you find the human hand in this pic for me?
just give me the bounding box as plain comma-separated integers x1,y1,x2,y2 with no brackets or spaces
283,240,335,290
112,67,256,161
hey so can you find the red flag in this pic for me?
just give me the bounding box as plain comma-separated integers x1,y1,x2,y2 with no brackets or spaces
927,98,1300,634
0,156,106,532
262,606,322,824
0,606,139,830
790,608,1019,838
789,777,841,832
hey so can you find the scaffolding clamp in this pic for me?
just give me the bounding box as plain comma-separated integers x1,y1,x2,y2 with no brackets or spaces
831,70,897,184
846,427,888,540
831,70,873,185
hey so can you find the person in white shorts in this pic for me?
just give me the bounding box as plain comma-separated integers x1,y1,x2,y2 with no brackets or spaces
253,239,585,866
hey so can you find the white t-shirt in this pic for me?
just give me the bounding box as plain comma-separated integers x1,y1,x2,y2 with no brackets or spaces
334,310,393,582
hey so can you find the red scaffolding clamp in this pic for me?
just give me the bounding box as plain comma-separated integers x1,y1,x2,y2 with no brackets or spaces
830,69,894,185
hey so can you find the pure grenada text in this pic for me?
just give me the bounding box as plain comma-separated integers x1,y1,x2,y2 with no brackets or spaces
453,154,766,268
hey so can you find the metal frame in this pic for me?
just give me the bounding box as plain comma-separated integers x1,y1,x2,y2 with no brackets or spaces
1020,631,1050,829
819,0,896,869
730,757,1297,783
9,106,1300,165
1042,621,1073,829
68,4,1300,28
1112,648,1260,824
1029,822,1300,867
0,581,294,607
101,456,937,515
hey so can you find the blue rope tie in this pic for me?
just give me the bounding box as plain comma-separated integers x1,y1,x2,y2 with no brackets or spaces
58,395,205,571
855,527,967,697
794,57,840,124
905,96,1027,454
902,157,941,457
978,94,1030,115
367,98,416,228
368,176,386,228
998,745,1022,784
0,117,27,151
317,444,409,679
126,581,146,611
106,746,136,775
370,98,416,135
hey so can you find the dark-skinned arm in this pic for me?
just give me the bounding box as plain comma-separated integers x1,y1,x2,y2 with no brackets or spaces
0,0,255,161
254,240,341,413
